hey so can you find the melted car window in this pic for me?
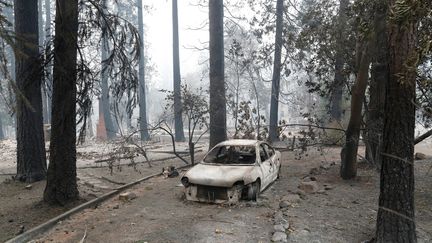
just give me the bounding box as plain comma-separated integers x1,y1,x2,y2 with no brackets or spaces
203,145,256,164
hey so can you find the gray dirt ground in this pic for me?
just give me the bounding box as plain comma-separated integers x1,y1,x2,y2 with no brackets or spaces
0,139,204,242
31,145,432,243
1,140,432,242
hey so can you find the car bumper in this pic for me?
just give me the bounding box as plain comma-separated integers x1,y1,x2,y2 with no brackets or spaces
184,184,243,203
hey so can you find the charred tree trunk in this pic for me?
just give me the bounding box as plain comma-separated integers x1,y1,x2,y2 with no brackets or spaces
366,1,388,167
268,0,283,142
38,0,43,50
330,0,349,122
137,0,150,141
0,114,4,139
14,0,47,182
5,3,16,136
100,0,116,139
340,43,370,180
375,0,418,241
43,0,52,124
38,0,46,125
44,0,79,205
172,0,185,142
209,0,226,148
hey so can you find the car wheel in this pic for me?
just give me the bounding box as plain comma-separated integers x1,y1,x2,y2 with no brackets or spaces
248,180,261,201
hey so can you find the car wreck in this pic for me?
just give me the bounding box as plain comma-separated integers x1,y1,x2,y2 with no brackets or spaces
181,139,281,203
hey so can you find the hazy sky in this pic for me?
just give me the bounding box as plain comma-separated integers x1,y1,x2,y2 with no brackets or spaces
145,0,209,90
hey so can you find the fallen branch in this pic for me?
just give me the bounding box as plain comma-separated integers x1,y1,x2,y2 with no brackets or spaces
78,227,87,243
414,129,432,145
278,123,347,132
99,176,126,185
94,155,134,163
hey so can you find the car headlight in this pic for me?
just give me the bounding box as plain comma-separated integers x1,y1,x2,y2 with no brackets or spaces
181,177,190,187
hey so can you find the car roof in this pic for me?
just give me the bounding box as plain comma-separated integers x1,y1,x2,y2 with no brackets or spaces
216,139,262,147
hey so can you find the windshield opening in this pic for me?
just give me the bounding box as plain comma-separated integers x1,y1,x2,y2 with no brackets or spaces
203,145,256,165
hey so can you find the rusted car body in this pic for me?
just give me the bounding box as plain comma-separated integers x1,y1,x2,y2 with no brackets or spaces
181,139,281,203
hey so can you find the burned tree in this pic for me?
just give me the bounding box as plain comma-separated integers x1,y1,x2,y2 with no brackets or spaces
137,0,150,141
365,0,388,167
44,0,79,204
14,0,47,182
330,0,349,122
209,0,227,148
268,0,284,142
340,43,370,180
172,0,185,142
375,0,419,241
100,0,117,139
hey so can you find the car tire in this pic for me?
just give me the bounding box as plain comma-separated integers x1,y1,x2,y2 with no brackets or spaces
248,180,260,201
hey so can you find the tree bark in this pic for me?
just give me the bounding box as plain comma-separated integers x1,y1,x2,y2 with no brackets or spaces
38,0,43,49
375,1,418,241
43,0,52,124
14,0,47,182
44,0,79,205
0,113,4,139
137,0,150,141
330,0,349,122
5,2,16,136
100,0,116,139
268,0,284,142
366,0,388,167
39,0,51,125
340,43,370,180
172,0,185,142
209,0,226,148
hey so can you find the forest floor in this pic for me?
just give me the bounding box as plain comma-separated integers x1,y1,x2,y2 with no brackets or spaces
0,139,431,242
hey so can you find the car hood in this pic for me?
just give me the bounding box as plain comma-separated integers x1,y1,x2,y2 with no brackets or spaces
184,163,255,187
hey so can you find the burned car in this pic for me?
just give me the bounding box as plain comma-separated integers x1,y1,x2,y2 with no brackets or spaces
181,139,281,203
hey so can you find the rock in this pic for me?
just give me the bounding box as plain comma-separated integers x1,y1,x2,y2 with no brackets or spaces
309,167,320,175
113,205,120,209
323,184,334,190
16,225,25,235
272,231,287,242
415,152,426,160
274,211,286,223
303,176,317,182
294,189,306,197
119,192,137,201
282,194,301,203
279,201,290,209
281,222,290,229
298,181,319,193
274,224,286,232
317,189,327,195
25,184,32,190
320,164,330,170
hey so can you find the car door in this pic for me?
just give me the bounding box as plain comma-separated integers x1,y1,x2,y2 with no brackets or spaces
263,143,279,181
258,144,272,189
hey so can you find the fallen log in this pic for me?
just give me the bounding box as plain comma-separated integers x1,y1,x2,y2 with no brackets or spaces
414,129,432,145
